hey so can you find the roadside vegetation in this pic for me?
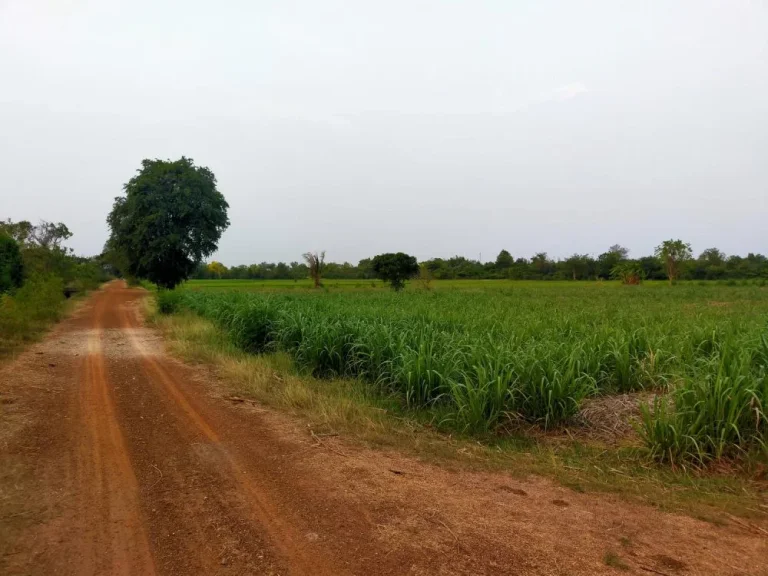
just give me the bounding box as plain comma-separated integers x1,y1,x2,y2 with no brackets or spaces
0,220,109,356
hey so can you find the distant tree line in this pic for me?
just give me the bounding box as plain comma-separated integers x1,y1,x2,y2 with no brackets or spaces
193,242,768,282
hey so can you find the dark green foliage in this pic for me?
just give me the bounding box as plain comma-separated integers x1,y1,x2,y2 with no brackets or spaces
157,289,184,314
187,242,768,283
371,252,419,291
495,249,514,270
0,234,24,293
107,157,230,289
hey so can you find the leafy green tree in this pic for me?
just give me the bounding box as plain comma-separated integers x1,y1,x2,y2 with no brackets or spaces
0,234,24,293
637,256,665,280
692,248,727,279
530,252,555,278
495,249,514,270
357,258,374,279
107,157,230,289
655,239,693,284
596,244,629,279
562,253,593,280
289,261,309,280
371,252,419,291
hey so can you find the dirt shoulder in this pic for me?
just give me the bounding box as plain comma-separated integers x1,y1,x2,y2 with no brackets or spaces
1,282,767,575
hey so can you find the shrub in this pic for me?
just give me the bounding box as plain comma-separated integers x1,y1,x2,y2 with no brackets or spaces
0,275,65,353
157,289,183,314
0,234,24,294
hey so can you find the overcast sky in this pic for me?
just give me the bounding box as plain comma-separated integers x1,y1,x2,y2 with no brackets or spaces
1,1,766,265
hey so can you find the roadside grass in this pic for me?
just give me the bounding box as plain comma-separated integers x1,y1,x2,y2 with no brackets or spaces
146,300,768,524
0,275,69,359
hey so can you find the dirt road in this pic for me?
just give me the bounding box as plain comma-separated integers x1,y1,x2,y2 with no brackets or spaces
1,282,767,575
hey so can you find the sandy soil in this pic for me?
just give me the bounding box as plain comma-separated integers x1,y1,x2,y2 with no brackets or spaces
1,281,766,575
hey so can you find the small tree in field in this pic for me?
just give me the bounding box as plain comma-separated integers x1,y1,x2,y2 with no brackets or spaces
371,252,419,291
417,262,433,291
207,261,228,279
611,261,644,285
655,239,692,285
303,251,325,288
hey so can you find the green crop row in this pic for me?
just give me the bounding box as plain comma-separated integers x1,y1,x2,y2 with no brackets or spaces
158,283,768,464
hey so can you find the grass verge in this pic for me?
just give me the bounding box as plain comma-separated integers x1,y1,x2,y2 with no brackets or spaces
0,275,91,360
147,301,768,524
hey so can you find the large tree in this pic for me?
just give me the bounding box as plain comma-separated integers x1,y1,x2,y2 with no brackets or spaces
596,244,629,279
371,252,419,291
495,249,514,270
562,253,593,280
107,157,229,289
655,239,692,284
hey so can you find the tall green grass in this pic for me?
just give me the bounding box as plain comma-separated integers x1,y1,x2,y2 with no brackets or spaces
0,275,66,355
159,282,768,462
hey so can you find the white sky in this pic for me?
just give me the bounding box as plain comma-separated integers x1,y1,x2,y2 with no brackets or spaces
1,0,766,264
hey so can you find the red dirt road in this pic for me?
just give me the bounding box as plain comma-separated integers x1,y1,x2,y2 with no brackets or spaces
1,282,767,575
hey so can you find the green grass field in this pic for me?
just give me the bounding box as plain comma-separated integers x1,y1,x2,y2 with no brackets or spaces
164,279,768,465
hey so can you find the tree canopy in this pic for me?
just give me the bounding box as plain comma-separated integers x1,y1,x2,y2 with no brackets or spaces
106,157,229,289
371,252,419,291
189,243,768,284
495,249,514,270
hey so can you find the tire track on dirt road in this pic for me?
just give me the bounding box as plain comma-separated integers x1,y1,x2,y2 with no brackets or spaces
116,292,336,575
75,294,156,575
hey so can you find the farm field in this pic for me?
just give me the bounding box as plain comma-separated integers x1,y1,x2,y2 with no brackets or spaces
186,277,767,292
165,279,768,465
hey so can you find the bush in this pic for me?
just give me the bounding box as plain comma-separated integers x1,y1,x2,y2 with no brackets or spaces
157,289,183,314
0,234,23,294
0,275,65,354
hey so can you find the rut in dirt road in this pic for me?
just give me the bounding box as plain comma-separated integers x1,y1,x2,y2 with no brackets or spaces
1,281,767,576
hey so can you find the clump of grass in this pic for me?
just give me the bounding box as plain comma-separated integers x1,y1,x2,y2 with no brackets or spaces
603,550,630,571
639,337,767,466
